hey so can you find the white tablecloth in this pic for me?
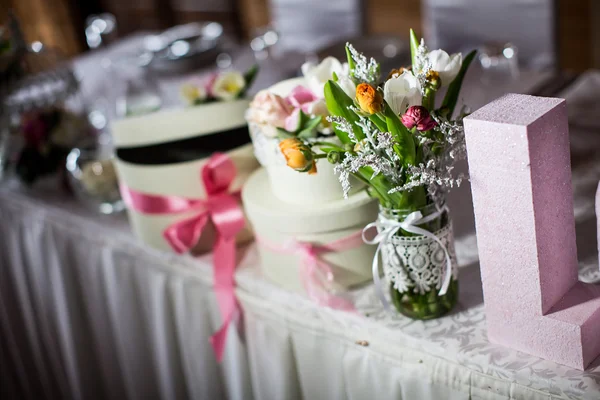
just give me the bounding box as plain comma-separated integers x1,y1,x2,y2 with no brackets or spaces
0,155,598,400
2,60,600,400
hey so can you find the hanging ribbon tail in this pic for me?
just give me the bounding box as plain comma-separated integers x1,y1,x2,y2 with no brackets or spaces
371,243,392,313
363,221,397,313
163,213,209,254
210,235,241,362
209,314,234,362
298,246,356,312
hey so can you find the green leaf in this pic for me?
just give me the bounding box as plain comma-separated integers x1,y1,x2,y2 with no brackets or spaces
441,50,476,118
276,128,295,139
296,110,309,132
332,71,339,82
319,146,342,153
369,113,387,132
383,102,415,166
324,80,364,143
243,64,259,86
305,116,322,131
238,64,259,98
297,128,316,139
409,29,420,68
345,44,356,74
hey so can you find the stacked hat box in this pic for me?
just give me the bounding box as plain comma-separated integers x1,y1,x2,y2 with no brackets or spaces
244,78,377,294
112,99,259,252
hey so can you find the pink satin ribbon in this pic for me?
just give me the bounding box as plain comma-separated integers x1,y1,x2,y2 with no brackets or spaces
120,153,244,362
256,232,365,311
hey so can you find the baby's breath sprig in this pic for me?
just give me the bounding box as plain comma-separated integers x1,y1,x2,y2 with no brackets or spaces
346,43,380,85
414,39,432,95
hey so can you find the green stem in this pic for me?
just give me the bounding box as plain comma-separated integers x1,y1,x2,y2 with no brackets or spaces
311,141,345,151
422,88,436,110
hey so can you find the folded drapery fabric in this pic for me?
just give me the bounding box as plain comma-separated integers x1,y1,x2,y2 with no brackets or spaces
1,148,598,400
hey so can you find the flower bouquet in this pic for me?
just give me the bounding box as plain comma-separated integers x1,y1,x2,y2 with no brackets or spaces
181,65,259,105
284,30,476,319
12,107,90,184
246,57,366,205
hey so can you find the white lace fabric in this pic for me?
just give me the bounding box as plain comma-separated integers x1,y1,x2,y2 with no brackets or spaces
381,223,458,294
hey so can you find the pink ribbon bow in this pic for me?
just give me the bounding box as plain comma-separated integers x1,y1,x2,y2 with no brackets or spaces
120,153,245,362
256,232,365,311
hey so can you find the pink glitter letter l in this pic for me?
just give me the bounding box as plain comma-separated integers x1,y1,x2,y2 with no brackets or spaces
463,94,600,370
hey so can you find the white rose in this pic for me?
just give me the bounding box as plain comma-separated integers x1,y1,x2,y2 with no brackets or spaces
428,50,462,87
211,71,245,101
383,71,422,115
301,56,349,98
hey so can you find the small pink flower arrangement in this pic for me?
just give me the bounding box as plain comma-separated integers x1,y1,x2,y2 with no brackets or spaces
181,65,258,105
246,56,354,139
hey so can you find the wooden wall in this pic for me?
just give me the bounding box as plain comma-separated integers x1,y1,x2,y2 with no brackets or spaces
2,0,599,70
366,0,422,37
1,0,82,57
556,0,598,71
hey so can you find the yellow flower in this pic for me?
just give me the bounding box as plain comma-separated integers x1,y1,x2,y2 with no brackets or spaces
279,138,317,174
356,83,383,114
387,66,411,80
211,71,245,101
426,70,441,89
354,139,368,153
181,83,206,104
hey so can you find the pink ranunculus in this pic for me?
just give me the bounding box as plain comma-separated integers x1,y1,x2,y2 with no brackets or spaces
283,86,324,131
284,108,301,131
285,85,318,109
247,90,294,132
401,105,437,131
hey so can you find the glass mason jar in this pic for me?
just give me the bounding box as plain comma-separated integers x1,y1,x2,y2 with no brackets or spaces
379,201,458,319
65,133,124,214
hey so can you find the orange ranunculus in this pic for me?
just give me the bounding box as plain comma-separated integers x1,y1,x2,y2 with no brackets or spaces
356,83,383,114
279,138,317,174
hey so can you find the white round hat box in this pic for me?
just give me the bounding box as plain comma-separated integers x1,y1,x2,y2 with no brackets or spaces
243,168,378,294
112,100,259,252
248,77,364,206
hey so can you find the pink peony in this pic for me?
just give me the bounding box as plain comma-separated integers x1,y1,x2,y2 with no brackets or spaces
401,106,437,131
247,90,294,135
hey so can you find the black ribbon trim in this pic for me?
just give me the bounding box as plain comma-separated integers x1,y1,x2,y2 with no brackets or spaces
116,125,251,165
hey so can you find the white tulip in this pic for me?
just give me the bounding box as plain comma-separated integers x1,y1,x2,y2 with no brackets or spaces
211,71,245,101
427,50,462,87
337,75,356,99
383,71,422,115
301,56,351,98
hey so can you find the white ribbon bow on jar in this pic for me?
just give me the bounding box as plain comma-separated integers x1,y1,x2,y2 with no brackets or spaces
362,206,453,311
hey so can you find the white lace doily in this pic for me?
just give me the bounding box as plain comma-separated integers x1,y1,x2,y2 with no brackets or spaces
248,123,286,168
381,223,458,295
